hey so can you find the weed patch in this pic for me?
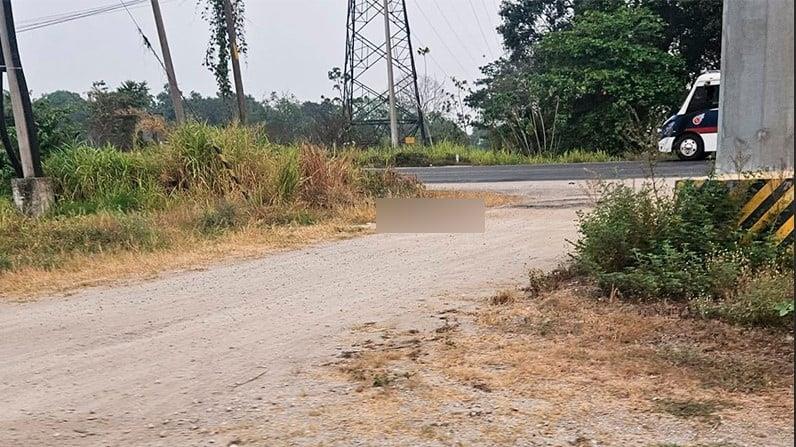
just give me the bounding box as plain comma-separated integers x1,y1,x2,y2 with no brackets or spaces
355,143,619,168
197,201,240,236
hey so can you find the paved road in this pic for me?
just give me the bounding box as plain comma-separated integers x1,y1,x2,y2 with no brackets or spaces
396,160,712,183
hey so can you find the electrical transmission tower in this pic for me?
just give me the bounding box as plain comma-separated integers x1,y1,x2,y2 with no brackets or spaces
343,0,427,146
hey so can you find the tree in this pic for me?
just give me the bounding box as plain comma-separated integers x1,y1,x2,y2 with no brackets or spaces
1,90,87,162
36,90,90,132
497,0,722,76
470,7,685,153
533,8,685,151
411,77,469,144
497,0,574,58
87,81,154,150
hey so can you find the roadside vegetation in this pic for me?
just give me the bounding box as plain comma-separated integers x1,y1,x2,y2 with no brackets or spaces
0,1,725,180
572,180,794,327
355,143,618,168
0,123,424,296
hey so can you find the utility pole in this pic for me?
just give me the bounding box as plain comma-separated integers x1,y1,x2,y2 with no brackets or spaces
382,0,399,148
0,0,53,216
223,0,246,124
150,0,185,123
0,0,40,178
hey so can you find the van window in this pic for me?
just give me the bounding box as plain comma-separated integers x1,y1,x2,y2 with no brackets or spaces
686,84,720,114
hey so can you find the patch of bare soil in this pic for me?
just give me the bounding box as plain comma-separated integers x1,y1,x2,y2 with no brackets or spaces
238,287,794,446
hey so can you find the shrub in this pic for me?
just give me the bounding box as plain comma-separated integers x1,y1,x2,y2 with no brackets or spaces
692,269,794,327
573,180,793,327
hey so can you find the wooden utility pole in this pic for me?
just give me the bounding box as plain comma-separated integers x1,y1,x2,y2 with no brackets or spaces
223,0,246,124
150,0,186,123
0,0,42,178
382,0,399,148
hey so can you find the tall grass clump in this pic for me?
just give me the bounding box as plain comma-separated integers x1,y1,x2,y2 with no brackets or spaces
45,145,164,213
0,123,424,278
299,145,357,208
573,180,793,327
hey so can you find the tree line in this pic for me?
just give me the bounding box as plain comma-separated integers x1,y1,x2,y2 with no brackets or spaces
3,0,723,173
5,76,469,158
466,0,723,154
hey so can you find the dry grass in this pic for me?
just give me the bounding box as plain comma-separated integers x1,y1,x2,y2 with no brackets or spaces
488,289,522,306
0,204,374,299
0,189,515,300
319,287,794,445
424,189,521,208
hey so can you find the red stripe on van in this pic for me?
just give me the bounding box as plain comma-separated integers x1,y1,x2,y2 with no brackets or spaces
686,127,718,134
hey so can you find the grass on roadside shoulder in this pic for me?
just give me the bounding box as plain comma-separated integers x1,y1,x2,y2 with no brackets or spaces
354,141,619,168
0,123,428,297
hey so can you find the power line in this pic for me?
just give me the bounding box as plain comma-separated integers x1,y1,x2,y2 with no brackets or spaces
466,0,496,58
17,0,163,33
427,0,483,67
480,0,503,46
118,0,169,73
117,0,199,117
410,0,470,75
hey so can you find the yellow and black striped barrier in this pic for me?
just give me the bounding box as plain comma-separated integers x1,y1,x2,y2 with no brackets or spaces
677,176,794,244
737,178,793,244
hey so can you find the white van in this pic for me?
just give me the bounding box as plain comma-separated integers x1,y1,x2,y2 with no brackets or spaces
658,71,720,160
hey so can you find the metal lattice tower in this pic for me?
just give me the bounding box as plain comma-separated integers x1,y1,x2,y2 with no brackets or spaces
343,0,427,145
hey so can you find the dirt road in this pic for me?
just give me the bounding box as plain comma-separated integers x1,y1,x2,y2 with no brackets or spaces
0,203,579,446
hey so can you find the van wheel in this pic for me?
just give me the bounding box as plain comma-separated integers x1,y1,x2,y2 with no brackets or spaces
674,134,705,161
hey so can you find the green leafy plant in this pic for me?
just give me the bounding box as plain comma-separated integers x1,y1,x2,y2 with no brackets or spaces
198,0,247,97
573,180,793,327
775,300,795,317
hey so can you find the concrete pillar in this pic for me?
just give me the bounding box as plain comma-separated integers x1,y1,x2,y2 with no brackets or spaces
11,177,54,217
717,0,794,174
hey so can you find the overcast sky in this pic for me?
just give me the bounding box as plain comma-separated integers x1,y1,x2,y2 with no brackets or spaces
14,0,505,101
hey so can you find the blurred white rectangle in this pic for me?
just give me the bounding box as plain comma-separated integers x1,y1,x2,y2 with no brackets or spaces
376,198,485,233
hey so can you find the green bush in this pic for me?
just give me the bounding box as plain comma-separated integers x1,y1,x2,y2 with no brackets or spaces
573,180,793,327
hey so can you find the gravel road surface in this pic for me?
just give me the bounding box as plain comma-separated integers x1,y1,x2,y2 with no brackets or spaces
0,203,579,446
